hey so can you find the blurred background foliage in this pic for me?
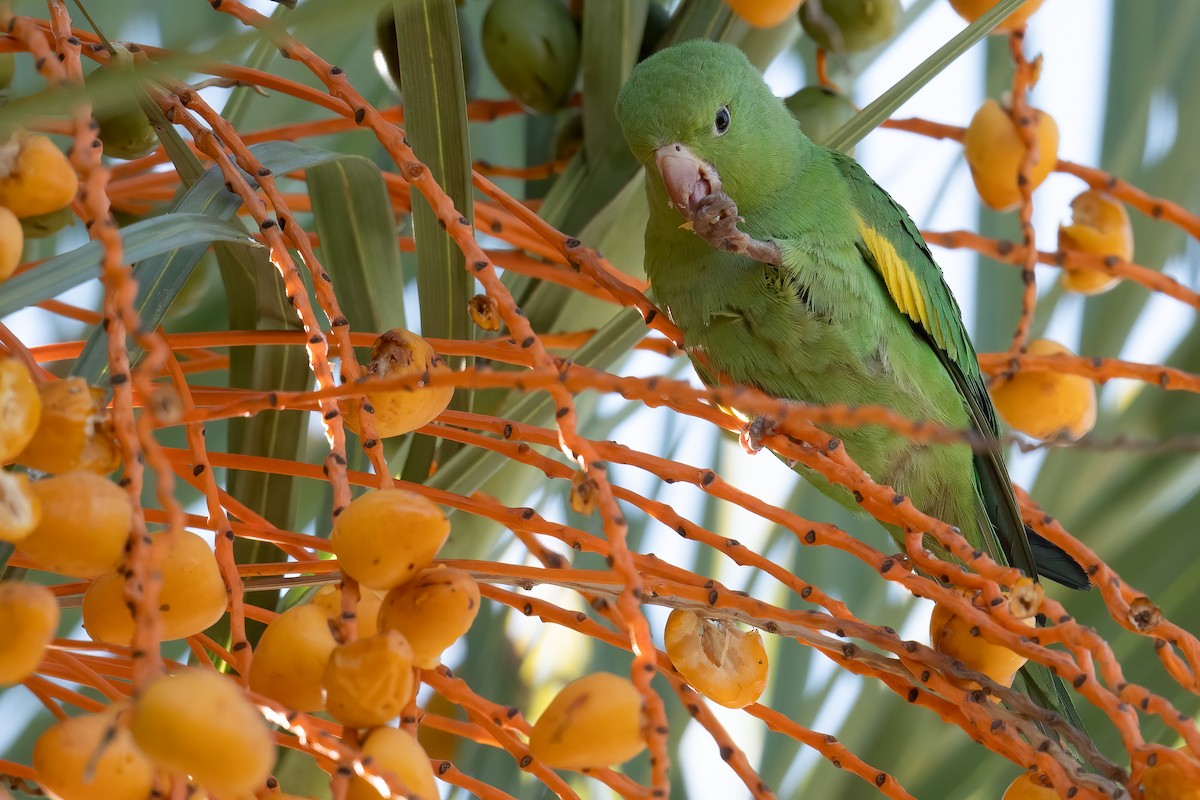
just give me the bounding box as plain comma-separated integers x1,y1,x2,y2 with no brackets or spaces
1,0,1197,798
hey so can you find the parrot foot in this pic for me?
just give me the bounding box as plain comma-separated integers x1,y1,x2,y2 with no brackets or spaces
740,415,779,455
692,192,782,265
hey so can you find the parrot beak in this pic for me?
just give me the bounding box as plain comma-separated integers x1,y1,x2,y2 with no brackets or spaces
655,144,722,220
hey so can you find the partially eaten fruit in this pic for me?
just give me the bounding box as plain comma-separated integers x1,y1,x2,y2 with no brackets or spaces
664,609,768,709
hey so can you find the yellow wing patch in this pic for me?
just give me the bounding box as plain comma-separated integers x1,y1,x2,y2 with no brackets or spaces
855,217,933,335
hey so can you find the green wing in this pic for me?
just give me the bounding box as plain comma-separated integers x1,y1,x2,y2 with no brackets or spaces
828,149,1039,581
831,150,1094,742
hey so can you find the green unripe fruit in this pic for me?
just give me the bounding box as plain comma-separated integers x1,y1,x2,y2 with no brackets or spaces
799,0,902,53
784,85,857,150
374,6,478,99
97,105,157,160
0,53,15,92
19,205,75,239
92,46,157,161
482,0,580,114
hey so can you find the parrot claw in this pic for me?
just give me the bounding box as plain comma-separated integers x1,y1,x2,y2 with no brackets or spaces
690,191,782,266
740,415,780,455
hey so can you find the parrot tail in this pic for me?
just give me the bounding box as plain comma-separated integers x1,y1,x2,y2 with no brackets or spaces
1027,527,1090,590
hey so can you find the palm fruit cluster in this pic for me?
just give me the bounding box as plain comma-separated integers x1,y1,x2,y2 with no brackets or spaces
241,483,481,796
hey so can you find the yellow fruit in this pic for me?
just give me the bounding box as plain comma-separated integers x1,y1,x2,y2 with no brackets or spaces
330,488,450,591
664,609,768,709
948,0,1046,32
0,357,41,464
726,0,805,28
348,726,439,800
343,329,454,439
799,0,902,53
130,668,275,797
990,339,1097,440
529,672,646,769
930,595,1035,689
15,377,120,475
0,470,39,543
1058,189,1133,295
83,529,227,645
377,565,481,669
311,583,384,638
248,603,338,712
0,580,59,684
0,206,21,281
18,471,131,578
1001,773,1060,799
963,99,1059,211
1144,746,1200,800
323,631,416,728
0,133,79,218
33,705,155,800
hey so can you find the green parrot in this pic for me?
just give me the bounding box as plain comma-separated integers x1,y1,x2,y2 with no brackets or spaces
615,39,1094,742
615,39,1087,592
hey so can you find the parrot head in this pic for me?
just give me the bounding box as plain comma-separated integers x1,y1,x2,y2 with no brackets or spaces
616,40,809,222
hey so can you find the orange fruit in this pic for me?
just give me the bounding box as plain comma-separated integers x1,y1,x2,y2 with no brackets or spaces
0,133,79,218
990,339,1097,440
33,704,155,800
726,0,805,28
343,329,454,439
1144,746,1200,800
83,530,227,645
948,0,1046,32
19,472,131,578
15,377,119,475
330,488,449,591
0,580,59,684
930,593,1035,690
1001,773,1061,799
1058,189,1133,295
323,631,416,728
377,565,481,669
248,603,339,712
0,356,41,464
0,470,39,543
0,206,22,281
347,726,439,800
129,668,275,797
529,672,646,769
664,609,768,708
964,99,1059,211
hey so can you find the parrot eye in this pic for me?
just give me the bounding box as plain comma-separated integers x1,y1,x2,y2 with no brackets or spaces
713,105,731,135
